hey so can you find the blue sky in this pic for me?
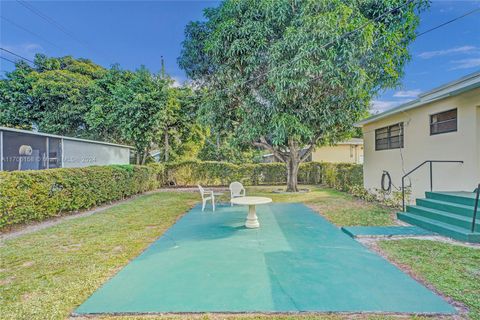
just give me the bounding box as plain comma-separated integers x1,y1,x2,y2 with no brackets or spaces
1,0,479,113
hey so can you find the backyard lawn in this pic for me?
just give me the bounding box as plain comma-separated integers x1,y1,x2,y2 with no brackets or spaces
0,186,478,319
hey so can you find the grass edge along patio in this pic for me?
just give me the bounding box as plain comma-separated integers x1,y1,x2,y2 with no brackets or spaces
1,186,479,319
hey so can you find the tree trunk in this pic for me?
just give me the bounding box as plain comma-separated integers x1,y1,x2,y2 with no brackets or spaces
253,136,318,193
164,131,170,162
136,151,141,165
286,140,300,192
286,156,300,192
140,147,149,165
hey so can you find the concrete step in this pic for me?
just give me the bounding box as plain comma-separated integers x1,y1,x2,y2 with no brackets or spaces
397,212,480,243
416,198,475,218
407,205,480,230
425,191,477,207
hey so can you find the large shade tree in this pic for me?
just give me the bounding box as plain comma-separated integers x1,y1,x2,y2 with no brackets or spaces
87,66,170,164
179,0,427,191
0,55,105,136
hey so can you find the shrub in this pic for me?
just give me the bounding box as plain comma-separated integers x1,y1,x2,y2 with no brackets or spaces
321,163,363,191
0,160,364,229
163,161,243,186
147,163,166,186
0,165,161,229
298,162,323,184
161,160,361,188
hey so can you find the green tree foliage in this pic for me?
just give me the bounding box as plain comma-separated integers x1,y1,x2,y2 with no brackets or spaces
0,55,105,136
87,66,170,164
1,55,203,164
179,0,427,191
154,86,205,162
198,131,262,164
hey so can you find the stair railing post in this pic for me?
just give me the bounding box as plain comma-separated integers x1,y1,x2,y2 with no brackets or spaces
429,161,433,191
400,160,463,214
472,184,480,233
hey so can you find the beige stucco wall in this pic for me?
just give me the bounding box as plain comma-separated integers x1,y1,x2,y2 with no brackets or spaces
311,144,363,164
362,87,480,202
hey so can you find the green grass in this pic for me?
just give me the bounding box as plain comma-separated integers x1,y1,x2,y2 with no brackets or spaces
246,185,397,226
85,315,431,320
379,239,480,320
0,186,473,320
0,192,198,320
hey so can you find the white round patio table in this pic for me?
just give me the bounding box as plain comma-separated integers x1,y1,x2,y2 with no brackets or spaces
231,196,272,228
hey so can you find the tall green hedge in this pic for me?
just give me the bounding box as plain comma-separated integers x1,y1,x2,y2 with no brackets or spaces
163,160,360,189
0,165,163,229
163,161,287,186
320,163,363,191
0,161,362,229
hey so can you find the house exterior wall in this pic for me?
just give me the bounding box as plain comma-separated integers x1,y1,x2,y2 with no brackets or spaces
362,87,480,201
62,140,130,168
311,144,363,164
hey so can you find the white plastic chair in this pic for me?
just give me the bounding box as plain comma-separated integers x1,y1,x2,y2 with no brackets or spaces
198,185,215,211
229,181,246,206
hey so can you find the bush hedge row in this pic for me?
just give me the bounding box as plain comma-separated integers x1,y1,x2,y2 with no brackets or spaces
0,161,362,229
0,165,159,229
162,160,361,189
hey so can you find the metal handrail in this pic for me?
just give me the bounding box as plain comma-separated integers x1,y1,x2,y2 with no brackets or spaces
472,184,479,233
401,160,464,211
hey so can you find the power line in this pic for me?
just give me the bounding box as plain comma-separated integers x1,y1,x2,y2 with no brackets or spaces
313,6,480,84
206,5,479,148
15,0,111,61
0,15,64,51
213,1,478,99
0,56,18,65
231,0,417,92
416,7,480,37
348,3,479,138
0,48,34,63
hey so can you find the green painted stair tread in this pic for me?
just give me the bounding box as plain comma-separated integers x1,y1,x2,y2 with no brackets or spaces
425,191,477,206
397,212,480,243
406,205,479,229
341,226,436,238
416,198,475,217
438,191,477,198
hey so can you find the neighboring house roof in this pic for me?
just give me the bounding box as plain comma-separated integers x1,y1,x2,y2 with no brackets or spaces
355,70,480,127
262,138,363,158
335,138,363,145
150,150,161,157
0,126,133,149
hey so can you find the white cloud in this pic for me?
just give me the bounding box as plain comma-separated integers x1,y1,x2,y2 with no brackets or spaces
449,58,480,70
393,89,422,98
418,46,477,59
439,6,454,13
370,100,409,114
1,43,44,62
170,76,183,88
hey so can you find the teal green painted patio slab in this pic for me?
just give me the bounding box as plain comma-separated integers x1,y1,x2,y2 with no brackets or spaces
342,226,437,238
75,203,455,315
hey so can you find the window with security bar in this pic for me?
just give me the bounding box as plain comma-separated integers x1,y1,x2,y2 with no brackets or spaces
430,108,457,135
375,122,404,151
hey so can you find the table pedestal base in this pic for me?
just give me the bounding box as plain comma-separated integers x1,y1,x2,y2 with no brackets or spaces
245,205,259,228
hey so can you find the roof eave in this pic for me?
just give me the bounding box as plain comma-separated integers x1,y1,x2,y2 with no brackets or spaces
356,71,480,127
0,126,134,149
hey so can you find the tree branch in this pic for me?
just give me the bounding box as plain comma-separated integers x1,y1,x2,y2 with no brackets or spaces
300,132,323,162
252,136,287,162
